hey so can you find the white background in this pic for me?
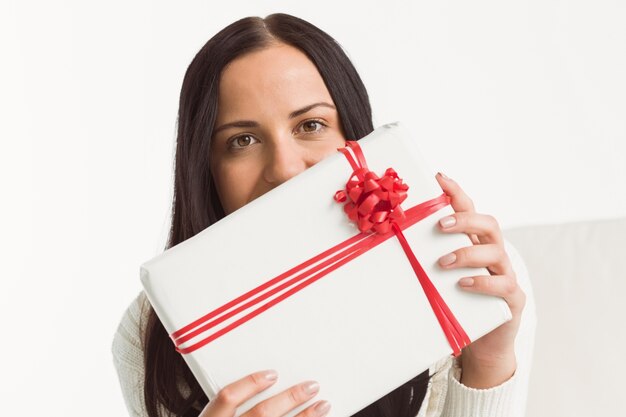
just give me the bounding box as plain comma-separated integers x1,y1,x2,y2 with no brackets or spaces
1,1,624,415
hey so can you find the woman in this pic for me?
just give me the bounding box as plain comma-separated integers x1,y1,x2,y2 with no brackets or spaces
112,13,534,417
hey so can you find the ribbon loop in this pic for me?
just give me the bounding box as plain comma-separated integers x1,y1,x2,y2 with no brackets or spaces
334,151,412,235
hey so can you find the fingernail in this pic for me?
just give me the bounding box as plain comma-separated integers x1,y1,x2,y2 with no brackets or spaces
439,216,456,229
263,370,278,381
314,400,331,416
439,252,456,266
303,381,320,395
438,172,450,180
459,277,475,287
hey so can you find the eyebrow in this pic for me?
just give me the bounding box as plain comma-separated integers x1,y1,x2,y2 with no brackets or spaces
212,102,336,136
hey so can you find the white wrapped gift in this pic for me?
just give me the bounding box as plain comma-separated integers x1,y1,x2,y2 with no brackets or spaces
140,121,512,417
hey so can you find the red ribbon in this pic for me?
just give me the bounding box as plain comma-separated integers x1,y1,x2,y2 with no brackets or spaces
170,140,471,357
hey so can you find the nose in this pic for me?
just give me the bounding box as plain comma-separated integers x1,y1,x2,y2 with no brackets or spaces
262,139,310,187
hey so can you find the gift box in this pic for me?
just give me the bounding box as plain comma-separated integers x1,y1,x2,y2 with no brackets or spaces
140,121,512,417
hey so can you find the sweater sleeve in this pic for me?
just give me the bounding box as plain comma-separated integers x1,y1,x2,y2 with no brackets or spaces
111,291,153,417
436,238,538,417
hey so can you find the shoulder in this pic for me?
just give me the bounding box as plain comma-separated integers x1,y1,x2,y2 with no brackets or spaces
111,291,152,370
111,291,155,416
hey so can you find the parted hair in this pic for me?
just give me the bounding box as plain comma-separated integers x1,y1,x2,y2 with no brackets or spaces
142,13,430,417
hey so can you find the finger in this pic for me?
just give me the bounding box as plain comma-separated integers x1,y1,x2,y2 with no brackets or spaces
457,274,527,312
295,400,332,417
437,212,504,245
243,381,321,417
203,370,278,417
437,244,514,276
468,234,481,245
435,172,476,213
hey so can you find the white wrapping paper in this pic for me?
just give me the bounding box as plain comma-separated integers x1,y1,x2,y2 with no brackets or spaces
140,121,512,416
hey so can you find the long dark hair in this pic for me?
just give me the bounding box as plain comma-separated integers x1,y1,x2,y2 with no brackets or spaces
143,13,430,417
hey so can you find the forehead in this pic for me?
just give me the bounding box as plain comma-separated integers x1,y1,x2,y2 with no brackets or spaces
217,43,333,118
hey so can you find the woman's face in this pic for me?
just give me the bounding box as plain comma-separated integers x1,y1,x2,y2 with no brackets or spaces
210,42,347,215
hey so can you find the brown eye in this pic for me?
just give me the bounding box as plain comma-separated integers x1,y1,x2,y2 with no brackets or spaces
229,134,257,150
236,136,252,147
301,120,325,133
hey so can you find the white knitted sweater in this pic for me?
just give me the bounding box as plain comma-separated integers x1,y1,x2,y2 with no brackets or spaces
112,240,536,417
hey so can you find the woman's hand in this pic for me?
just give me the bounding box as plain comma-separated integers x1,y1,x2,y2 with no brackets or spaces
435,172,526,389
198,370,330,417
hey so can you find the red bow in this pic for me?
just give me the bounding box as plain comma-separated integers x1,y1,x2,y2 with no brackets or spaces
334,167,409,235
